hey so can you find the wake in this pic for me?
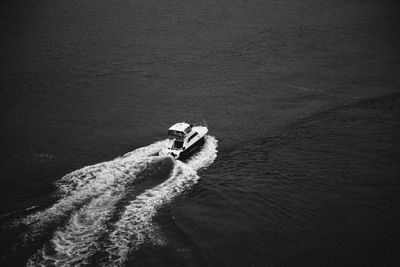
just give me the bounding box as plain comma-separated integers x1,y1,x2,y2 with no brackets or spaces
20,136,217,266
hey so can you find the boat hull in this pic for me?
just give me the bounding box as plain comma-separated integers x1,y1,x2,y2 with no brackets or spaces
177,136,205,161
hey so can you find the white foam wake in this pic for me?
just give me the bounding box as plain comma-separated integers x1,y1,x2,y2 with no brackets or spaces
25,136,217,266
106,136,218,265
29,157,166,267
21,140,168,240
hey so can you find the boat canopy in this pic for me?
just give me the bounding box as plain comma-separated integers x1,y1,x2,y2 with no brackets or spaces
168,122,193,139
169,122,192,133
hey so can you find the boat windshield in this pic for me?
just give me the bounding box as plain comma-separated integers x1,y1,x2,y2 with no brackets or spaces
168,130,185,139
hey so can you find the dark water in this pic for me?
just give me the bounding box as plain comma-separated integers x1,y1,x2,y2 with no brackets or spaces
1,0,400,266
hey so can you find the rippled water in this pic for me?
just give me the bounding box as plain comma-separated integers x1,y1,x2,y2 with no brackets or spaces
3,95,399,266
1,0,400,266
132,94,399,267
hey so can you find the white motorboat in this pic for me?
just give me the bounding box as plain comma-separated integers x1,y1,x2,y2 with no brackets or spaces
161,122,208,160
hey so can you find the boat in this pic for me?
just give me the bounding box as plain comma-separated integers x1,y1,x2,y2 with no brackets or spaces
161,122,208,160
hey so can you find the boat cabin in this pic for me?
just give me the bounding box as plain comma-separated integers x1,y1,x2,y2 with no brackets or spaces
168,122,193,149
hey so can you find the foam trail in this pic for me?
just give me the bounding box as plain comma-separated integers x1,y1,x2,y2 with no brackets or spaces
56,140,168,196
20,140,168,242
28,157,160,266
106,136,218,265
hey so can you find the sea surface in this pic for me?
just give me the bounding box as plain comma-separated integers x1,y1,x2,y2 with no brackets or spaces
1,0,400,266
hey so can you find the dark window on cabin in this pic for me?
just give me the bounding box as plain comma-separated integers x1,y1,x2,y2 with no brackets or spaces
188,132,198,142
168,130,184,139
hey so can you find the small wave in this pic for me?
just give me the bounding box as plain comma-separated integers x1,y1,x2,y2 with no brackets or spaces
0,206,39,221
